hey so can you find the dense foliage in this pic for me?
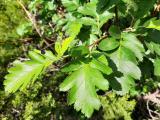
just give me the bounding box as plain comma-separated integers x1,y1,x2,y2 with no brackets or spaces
1,0,160,119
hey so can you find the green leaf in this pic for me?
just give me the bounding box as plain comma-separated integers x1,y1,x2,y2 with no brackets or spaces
60,64,109,118
121,0,156,18
146,42,160,56
118,60,141,80
70,46,89,57
90,58,112,75
61,0,80,11
99,10,114,28
78,1,97,17
16,22,32,36
110,46,141,79
4,50,56,93
55,37,74,57
47,1,55,10
55,41,62,56
115,76,135,95
97,0,119,12
92,53,109,66
61,60,82,72
108,44,140,94
77,1,113,35
61,37,74,55
109,25,121,39
92,10,113,34
144,18,160,31
66,20,82,37
122,33,145,61
98,37,119,51
154,59,160,76
81,17,97,26
90,10,114,35
55,19,82,57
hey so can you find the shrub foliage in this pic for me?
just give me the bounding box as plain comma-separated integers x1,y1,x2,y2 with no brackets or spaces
1,0,160,119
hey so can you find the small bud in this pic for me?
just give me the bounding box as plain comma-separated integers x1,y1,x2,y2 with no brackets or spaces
41,49,46,54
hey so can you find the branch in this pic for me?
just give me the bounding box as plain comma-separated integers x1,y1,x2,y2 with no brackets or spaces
143,89,160,119
147,100,160,119
88,34,108,48
17,0,42,37
143,89,160,105
17,0,51,48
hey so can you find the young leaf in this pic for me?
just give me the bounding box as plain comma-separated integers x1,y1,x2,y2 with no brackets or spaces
61,37,74,55
98,37,119,51
144,18,160,31
94,54,109,66
55,41,62,56
90,54,113,74
66,20,82,38
55,19,82,57
4,50,56,93
60,64,109,118
77,0,113,35
55,36,74,57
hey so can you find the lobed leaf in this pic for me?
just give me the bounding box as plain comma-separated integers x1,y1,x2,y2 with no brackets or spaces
60,64,109,117
122,33,145,61
109,45,141,94
4,50,56,93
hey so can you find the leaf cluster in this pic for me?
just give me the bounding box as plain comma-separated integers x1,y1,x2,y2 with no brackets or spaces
2,0,160,119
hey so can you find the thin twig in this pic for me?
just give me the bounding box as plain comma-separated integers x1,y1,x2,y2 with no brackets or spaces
88,34,108,48
147,100,155,119
17,0,51,47
17,0,42,37
12,108,20,114
147,100,160,120
144,89,160,105
49,22,55,32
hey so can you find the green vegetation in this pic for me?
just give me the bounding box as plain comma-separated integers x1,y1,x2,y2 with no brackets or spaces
1,0,160,119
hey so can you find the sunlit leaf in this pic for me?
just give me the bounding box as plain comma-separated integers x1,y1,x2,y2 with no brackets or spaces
60,64,109,118
98,37,119,51
4,50,56,93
